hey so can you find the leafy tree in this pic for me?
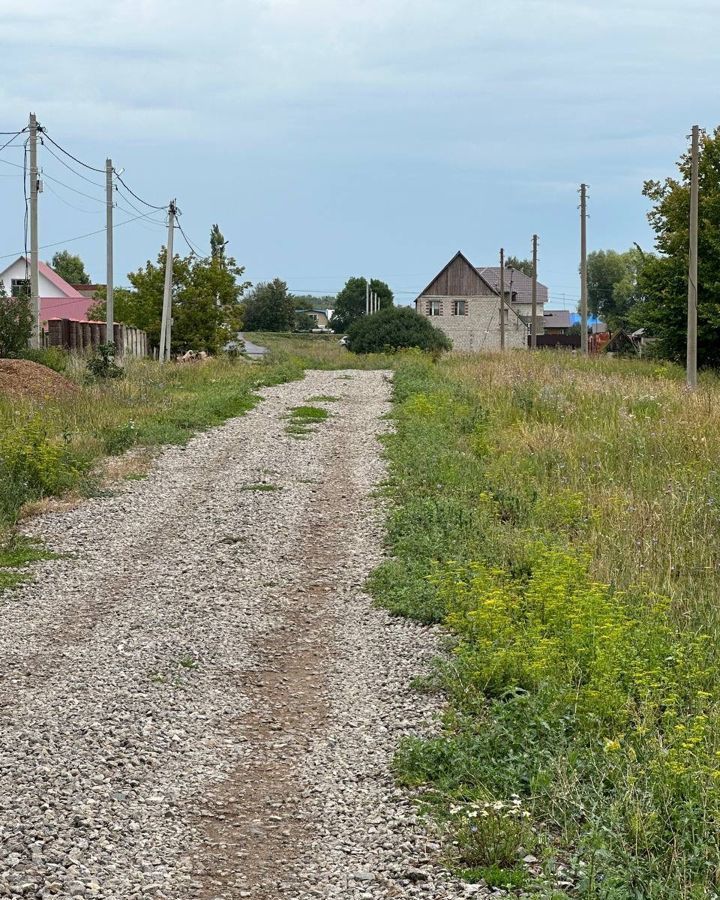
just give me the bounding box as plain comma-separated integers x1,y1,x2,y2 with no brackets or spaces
243,279,295,332
210,224,228,260
332,277,393,333
346,305,452,354
632,127,720,366
90,226,249,353
587,247,648,329
505,256,533,277
50,250,90,285
0,280,32,356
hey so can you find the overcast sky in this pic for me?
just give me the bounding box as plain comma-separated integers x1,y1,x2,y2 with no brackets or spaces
0,0,717,309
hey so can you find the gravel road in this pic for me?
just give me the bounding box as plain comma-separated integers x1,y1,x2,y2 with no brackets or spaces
0,370,469,900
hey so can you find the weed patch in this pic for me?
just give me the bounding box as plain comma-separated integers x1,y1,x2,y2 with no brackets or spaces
375,353,720,897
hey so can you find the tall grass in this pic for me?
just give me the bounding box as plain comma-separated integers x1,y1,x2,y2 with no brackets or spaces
373,351,720,898
0,333,397,535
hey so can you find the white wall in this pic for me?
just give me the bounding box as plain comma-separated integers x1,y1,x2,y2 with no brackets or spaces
0,258,64,297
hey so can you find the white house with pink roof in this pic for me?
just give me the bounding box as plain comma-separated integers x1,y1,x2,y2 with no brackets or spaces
0,255,94,324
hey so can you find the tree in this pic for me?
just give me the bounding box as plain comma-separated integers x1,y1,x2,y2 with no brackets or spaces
0,280,32,356
586,247,647,329
89,225,249,353
243,279,295,332
505,256,533,277
50,251,90,285
632,127,720,366
331,277,393,333
346,305,452,354
210,224,228,261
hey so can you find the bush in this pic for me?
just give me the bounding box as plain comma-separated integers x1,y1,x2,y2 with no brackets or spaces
0,286,32,357
87,343,123,379
346,306,452,354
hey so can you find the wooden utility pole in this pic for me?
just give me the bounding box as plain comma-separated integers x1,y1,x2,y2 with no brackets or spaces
687,125,700,389
530,234,538,349
499,248,506,350
580,184,588,355
29,113,40,349
159,200,176,361
105,158,114,346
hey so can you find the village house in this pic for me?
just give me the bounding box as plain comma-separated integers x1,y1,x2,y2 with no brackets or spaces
0,255,95,324
415,251,547,351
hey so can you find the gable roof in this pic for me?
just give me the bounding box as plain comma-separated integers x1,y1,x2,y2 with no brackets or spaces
417,251,499,299
0,255,86,299
543,309,572,329
477,266,549,305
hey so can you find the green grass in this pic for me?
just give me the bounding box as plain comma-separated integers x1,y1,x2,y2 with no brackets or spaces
0,535,56,593
374,351,720,898
307,394,340,402
240,482,281,492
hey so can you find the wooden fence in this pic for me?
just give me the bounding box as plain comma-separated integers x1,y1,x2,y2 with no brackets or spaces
46,319,148,358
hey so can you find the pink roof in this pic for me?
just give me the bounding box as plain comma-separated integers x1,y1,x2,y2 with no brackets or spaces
41,296,94,323
8,256,95,324
35,258,87,299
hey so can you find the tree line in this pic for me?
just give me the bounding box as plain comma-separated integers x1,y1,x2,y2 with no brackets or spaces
586,126,720,368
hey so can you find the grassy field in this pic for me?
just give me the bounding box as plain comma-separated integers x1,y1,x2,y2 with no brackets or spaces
0,335,390,575
372,351,720,898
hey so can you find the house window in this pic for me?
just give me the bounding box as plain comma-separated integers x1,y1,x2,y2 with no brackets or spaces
451,300,468,316
11,278,30,298
427,300,442,316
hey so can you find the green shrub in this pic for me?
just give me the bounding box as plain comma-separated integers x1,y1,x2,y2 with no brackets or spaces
346,306,452,354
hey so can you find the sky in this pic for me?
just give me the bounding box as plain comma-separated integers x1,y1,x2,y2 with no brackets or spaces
0,0,717,310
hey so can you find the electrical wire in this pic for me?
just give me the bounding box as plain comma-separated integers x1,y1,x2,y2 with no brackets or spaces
43,180,101,215
40,170,106,205
113,171,167,211
175,216,203,257
0,129,27,154
0,210,174,262
40,141,105,188
38,129,105,173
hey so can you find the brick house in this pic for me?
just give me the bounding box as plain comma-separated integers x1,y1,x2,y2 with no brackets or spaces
415,251,547,351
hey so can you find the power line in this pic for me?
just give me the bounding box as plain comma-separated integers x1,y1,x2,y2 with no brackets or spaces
43,180,100,215
0,210,173,262
38,129,105,174
0,129,26,154
175,215,203,257
40,140,105,188
113,171,167,211
41,169,106,205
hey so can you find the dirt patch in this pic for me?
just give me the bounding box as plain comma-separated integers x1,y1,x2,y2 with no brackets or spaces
0,359,80,401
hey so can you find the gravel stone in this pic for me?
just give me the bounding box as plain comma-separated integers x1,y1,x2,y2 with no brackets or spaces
0,369,484,898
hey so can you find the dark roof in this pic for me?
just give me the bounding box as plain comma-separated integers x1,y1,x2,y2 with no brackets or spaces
477,267,549,305
542,309,572,329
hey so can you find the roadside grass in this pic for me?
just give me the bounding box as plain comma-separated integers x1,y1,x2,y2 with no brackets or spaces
0,535,57,592
0,354,312,538
373,351,720,897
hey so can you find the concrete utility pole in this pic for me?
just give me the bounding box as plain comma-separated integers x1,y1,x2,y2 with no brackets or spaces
105,158,114,346
159,200,176,361
687,125,700,390
499,248,506,351
365,281,370,315
29,113,40,349
530,234,538,349
580,184,588,355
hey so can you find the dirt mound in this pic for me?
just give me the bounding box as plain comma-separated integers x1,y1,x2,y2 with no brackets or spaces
0,359,80,401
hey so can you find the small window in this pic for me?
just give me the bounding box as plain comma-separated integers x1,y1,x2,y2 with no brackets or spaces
452,300,467,316
428,300,442,316
11,278,30,298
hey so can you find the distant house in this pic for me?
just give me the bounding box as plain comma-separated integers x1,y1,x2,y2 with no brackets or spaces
542,309,572,335
415,251,547,351
307,308,332,329
0,255,94,324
